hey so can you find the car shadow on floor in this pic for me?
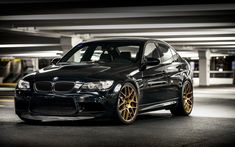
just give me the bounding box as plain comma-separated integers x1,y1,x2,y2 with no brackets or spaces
15,112,176,127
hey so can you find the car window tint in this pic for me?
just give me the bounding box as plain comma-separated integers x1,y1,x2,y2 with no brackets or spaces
62,42,141,64
144,43,160,59
91,46,103,61
70,46,104,62
68,46,88,63
158,43,174,64
117,46,139,59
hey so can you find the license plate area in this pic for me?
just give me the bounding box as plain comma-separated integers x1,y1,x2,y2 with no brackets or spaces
30,97,77,116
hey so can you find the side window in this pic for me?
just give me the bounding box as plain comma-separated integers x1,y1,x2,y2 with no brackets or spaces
158,43,174,64
144,42,160,59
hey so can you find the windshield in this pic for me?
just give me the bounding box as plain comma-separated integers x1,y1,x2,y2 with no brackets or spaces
60,41,142,64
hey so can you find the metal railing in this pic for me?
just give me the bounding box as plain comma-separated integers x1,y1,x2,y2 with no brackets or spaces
193,71,233,78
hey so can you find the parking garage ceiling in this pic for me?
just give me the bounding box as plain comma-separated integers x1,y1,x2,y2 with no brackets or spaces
0,0,235,57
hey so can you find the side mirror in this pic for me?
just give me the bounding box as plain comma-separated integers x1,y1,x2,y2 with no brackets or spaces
51,58,61,65
146,57,160,66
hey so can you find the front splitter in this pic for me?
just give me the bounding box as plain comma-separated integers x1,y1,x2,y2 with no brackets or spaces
21,114,95,122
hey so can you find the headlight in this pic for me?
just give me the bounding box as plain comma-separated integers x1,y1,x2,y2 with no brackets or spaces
81,80,114,91
18,79,30,90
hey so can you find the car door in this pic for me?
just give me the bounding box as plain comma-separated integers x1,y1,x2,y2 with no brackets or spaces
141,42,169,105
157,41,181,100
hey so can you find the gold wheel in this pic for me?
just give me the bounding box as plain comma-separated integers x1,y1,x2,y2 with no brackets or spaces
182,82,193,113
117,84,138,123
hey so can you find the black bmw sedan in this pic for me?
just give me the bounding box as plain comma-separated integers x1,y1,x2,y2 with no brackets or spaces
15,38,193,124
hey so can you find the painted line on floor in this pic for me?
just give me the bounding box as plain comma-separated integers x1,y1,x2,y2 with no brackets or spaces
0,83,17,87
0,87,15,91
0,104,14,108
0,99,14,103
0,96,14,99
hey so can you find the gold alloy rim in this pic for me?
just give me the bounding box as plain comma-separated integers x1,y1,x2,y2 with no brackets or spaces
118,84,138,122
183,82,193,113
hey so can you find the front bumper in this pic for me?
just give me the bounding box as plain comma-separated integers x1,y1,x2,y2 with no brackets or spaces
20,114,95,121
15,89,119,121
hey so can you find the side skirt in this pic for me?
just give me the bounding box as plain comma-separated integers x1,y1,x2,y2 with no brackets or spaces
139,98,178,113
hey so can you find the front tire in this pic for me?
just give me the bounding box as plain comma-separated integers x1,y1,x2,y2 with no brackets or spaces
115,83,139,125
170,80,193,116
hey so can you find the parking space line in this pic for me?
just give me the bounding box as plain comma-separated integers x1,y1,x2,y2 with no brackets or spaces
0,83,17,87
0,99,14,103
0,96,14,99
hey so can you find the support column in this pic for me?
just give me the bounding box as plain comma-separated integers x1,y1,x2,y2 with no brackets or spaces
32,58,39,71
232,61,235,85
198,50,211,86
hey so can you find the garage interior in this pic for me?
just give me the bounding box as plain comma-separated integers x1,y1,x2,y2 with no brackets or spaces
0,0,235,147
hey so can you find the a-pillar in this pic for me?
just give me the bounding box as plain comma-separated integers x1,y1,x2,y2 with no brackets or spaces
60,36,83,54
198,49,211,86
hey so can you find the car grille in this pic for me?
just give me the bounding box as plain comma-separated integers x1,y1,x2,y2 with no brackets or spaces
54,82,75,92
34,81,52,92
34,81,75,93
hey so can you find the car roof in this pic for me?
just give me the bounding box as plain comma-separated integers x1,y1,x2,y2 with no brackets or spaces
82,37,161,44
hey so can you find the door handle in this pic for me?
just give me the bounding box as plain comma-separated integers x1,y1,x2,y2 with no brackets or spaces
148,81,167,86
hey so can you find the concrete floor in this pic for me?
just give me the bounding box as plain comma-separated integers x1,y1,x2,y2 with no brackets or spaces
0,86,235,147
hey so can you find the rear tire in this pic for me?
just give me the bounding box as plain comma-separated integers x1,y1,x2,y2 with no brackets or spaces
115,83,139,125
170,80,193,116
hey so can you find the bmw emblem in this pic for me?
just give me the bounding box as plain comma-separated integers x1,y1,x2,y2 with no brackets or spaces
53,77,59,81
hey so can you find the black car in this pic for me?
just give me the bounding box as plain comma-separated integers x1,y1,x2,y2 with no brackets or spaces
15,38,193,124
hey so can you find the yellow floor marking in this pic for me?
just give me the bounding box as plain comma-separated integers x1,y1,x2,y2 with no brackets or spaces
0,96,14,99
0,83,17,87
0,99,14,103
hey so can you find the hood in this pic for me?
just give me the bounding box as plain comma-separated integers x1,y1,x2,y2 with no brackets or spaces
34,62,138,82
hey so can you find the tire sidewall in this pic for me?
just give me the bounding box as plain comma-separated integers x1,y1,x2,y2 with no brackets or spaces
180,80,193,115
115,82,139,125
